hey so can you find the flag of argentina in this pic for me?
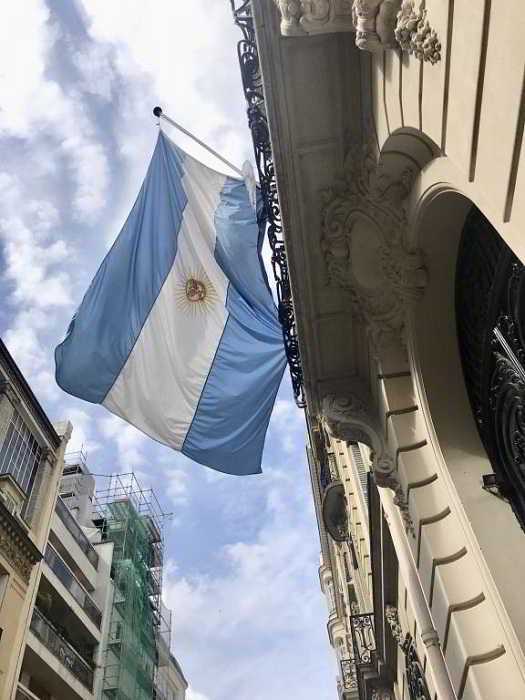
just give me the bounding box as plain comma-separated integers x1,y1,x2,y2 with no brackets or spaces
55,131,286,475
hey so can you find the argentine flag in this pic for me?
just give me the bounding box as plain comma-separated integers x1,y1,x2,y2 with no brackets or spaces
55,131,286,475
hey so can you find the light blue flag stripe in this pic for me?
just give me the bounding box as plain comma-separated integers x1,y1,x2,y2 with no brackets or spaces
55,134,187,403
182,179,286,475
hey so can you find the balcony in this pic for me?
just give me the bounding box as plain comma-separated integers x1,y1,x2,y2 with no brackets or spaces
55,496,99,569
44,544,102,628
29,607,94,691
350,612,376,666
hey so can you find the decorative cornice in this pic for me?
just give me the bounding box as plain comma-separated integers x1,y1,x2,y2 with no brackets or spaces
0,340,61,449
321,393,415,533
271,0,440,61
0,499,42,583
321,140,426,351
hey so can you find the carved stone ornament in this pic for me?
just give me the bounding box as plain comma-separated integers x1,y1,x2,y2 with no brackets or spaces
394,1,441,63
352,0,401,51
322,394,415,534
272,0,354,36
321,140,426,350
385,604,408,647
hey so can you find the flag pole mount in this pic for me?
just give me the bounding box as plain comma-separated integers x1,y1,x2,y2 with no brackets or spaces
152,106,245,179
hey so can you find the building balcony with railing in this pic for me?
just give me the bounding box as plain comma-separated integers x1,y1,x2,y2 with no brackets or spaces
22,606,95,700
43,544,102,629
55,496,99,569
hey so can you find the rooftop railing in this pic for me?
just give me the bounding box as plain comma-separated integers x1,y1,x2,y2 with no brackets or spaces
30,607,94,691
44,544,102,628
55,496,99,569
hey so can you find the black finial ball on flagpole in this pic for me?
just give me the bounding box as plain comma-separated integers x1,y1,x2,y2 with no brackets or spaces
153,106,163,118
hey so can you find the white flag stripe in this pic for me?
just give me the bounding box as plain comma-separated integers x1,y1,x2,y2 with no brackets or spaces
103,157,229,447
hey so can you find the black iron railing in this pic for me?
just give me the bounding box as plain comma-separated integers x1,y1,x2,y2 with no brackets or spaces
403,635,431,700
456,206,525,529
55,496,99,568
350,612,376,665
30,607,94,690
44,545,102,628
231,0,305,407
340,656,358,693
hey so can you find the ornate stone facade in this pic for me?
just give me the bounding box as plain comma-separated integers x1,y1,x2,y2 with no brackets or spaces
0,504,42,584
272,0,354,36
271,0,440,60
321,141,426,351
321,394,415,534
394,1,441,63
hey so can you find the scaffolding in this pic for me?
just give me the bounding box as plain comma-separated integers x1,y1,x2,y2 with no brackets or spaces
93,474,172,700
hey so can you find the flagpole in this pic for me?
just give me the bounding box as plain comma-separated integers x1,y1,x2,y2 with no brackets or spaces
153,106,245,179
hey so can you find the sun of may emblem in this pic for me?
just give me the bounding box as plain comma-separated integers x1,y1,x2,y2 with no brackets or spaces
175,269,217,316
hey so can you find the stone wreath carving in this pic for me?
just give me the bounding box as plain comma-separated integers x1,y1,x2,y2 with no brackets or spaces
395,1,441,63
322,393,414,534
385,604,408,646
321,141,426,350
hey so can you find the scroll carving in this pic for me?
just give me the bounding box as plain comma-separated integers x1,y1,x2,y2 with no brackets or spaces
322,393,414,533
321,140,426,351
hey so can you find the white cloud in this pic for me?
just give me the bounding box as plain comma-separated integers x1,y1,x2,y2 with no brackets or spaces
186,689,211,700
100,414,149,470
163,467,334,700
66,407,101,456
0,0,109,221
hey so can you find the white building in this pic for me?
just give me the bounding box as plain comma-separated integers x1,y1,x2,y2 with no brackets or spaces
232,1,525,698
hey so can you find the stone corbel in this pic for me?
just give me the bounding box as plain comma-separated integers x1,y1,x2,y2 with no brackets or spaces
321,393,414,533
272,0,355,36
321,140,426,353
353,0,401,51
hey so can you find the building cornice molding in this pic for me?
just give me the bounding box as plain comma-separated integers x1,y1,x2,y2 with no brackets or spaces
0,341,61,449
271,0,441,61
321,140,426,352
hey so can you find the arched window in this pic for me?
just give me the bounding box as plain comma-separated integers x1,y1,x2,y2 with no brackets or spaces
456,206,525,529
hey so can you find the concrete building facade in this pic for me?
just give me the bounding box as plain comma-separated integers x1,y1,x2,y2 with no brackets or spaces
0,340,70,700
232,1,525,698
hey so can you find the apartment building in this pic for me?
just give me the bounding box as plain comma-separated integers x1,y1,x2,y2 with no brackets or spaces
0,339,70,699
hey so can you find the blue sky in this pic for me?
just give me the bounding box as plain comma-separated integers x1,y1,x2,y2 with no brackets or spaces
0,2,335,698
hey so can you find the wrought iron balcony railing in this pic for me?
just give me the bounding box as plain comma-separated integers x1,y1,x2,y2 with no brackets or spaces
350,612,376,665
340,656,358,693
44,544,102,628
30,607,94,690
55,496,99,568
231,0,305,407
456,206,525,529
